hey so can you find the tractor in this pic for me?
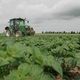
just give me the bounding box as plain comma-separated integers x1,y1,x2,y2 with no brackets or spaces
5,18,35,37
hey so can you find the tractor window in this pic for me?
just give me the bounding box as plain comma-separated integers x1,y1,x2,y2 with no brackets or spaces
20,21,25,26
10,21,14,26
15,20,19,25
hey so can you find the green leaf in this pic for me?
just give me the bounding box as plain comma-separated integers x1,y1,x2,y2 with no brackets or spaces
43,55,63,77
7,43,27,58
32,47,43,65
0,57,9,66
40,73,54,80
18,63,31,75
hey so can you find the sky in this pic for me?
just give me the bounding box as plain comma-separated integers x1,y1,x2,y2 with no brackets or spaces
0,0,80,33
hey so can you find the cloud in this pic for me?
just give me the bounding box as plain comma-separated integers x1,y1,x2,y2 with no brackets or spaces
0,0,80,21
50,0,80,19
30,0,80,23
0,0,50,21
0,0,80,32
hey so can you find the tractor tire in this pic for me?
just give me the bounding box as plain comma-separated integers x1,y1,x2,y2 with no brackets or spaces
15,31,21,37
5,31,11,37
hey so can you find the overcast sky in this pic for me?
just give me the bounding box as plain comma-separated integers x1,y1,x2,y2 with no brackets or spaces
0,0,80,33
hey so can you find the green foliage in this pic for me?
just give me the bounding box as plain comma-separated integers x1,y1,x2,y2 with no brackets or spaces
5,63,54,80
0,35,80,80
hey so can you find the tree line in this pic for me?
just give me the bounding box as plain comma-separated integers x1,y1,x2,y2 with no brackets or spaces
42,31,80,34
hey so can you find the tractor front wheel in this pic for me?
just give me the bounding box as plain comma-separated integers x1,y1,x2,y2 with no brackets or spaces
15,31,21,37
5,30,11,37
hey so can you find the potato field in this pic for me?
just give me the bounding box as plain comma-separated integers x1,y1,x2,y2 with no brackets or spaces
0,34,80,80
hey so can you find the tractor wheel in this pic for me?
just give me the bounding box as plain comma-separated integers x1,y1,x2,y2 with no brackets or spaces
5,30,11,37
5,27,11,37
15,31,21,37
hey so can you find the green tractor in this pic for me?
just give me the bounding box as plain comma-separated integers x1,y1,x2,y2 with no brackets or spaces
5,18,35,37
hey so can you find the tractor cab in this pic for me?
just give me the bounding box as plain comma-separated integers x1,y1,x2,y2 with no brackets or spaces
10,18,26,33
5,18,35,37
10,18,25,26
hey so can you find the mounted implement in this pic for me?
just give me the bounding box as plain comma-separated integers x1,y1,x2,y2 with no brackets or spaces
5,18,35,37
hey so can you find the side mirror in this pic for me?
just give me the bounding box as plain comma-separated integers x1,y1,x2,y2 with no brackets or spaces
25,18,29,23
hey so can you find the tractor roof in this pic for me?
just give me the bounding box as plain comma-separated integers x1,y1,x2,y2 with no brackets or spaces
10,18,25,21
